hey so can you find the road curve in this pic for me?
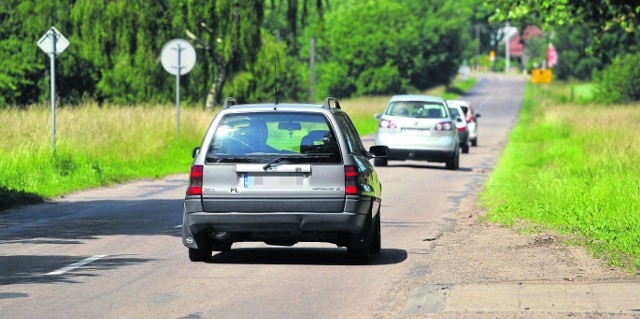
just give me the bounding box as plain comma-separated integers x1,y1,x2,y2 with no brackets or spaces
0,73,525,318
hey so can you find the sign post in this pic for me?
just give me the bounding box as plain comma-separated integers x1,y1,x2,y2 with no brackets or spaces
37,27,69,153
161,39,196,139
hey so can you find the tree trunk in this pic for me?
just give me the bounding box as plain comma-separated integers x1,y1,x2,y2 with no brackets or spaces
207,60,227,108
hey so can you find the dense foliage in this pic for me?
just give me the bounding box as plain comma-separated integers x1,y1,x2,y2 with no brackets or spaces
593,52,640,103
0,0,477,107
490,1,640,97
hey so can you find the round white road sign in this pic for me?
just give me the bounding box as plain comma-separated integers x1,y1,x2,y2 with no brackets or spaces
161,39,197,75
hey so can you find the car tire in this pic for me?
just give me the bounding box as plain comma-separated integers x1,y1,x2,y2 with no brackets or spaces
374,157,388,167
461,142,469,154
348,213,373,262
446,147,459,170
471,138,477,147
189,247,212,262
212,242,232,252
370,211,381,254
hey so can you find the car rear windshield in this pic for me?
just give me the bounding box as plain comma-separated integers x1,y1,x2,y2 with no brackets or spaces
385,101,448,118
206,112,341,163
449,107,461,118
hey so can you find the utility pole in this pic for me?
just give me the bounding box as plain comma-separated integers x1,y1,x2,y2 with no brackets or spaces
505,21,511,73
475,24,480,70
309,37,316,103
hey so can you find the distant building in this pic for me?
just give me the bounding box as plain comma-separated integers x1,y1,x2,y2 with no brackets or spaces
509,26,543,69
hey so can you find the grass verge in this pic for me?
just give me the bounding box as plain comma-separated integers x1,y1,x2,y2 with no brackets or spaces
0,103,214,210
480,82,640,271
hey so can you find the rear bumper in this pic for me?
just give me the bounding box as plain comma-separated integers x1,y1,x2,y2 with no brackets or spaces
187,211,366,234
182,196,376,248
386,149,456,162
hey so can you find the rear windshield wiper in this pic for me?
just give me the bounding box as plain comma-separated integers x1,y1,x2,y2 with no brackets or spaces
262,153,333,170
205,155,258,163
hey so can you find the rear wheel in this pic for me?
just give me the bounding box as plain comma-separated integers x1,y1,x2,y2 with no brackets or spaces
188,247,212,262
370,212,381,254
189,235,213,262
211,242,232,252
471,138,477,147
461,142,469,154
446,147,459,170
348,213,373,262
374,157,388,167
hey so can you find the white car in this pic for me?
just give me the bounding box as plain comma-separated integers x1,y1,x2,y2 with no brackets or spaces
447,99,480,147
447,103,470,154
374,95,459,170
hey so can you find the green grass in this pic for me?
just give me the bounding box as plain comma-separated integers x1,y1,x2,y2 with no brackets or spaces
0,103,214,210
0,77,476,211
480,81,640,271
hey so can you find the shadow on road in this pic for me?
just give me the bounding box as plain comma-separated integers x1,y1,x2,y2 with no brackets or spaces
0,199,184,244
0,254,155,285
385,163,473,172
206,247,407,266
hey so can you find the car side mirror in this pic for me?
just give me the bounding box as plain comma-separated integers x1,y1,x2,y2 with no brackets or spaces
373,113,382,121
192,147,200,159
369,145,389,158
475,113,481,119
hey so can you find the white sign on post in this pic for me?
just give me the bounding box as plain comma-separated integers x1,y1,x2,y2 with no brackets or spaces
38,27,69,153
161,39,196,75
38,27,69,56
161,39,197,139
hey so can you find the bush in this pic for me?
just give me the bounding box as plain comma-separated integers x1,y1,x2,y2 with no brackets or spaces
593,52,640,103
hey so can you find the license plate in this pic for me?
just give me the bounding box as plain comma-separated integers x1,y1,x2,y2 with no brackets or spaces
244,174,303,189
402,128,431,135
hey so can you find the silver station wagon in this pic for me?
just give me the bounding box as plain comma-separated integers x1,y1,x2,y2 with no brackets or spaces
373,95,459,169
182,97,388,262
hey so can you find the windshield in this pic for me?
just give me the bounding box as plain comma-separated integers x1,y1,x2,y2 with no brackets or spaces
385,101,448,118
207,112,341,164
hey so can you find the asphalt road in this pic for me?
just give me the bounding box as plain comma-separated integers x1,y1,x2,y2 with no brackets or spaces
0,73,526,318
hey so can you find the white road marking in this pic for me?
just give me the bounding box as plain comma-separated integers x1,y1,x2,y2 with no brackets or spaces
46,255,108,276
174,224,182,228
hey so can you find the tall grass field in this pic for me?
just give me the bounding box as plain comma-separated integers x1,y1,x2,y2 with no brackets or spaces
481,82,640,270
0,104,213,210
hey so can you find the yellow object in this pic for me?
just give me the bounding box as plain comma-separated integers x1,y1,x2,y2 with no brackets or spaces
531,69,552,84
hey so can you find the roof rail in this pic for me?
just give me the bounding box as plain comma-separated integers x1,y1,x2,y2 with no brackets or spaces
223,97,237,109
323,97,341,109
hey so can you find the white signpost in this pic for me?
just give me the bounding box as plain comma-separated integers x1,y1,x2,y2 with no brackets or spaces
161,39,196,139
38,27,69,153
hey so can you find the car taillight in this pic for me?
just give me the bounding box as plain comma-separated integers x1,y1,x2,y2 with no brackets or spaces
379,119,397,129
434,121,453,131
187,165,203,195
344,166,358,195
457,126,467,132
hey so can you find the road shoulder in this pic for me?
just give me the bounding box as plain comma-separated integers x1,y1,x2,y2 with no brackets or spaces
405,188,639,318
